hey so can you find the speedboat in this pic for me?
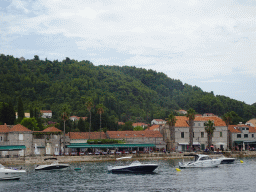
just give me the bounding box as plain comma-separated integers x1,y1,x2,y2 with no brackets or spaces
108,156,158,173
0,164,26,180
178,154,221,168
35,158,69,171
218,156,236,164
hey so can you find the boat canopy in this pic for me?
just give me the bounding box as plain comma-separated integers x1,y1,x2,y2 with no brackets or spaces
0,145,26,151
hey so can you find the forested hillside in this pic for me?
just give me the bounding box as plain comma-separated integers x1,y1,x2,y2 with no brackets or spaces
0,54,255,128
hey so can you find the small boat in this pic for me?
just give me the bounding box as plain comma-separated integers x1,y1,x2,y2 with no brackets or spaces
0,164,26,180
178,154,222,168
35,158,69,171
108,156,158,173
218,156,236,164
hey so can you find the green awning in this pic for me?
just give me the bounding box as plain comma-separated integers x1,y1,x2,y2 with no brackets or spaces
0,145,26,151
234,141,243,144
66,143,156,148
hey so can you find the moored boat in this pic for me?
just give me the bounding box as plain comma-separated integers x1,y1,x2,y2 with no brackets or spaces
0,164,26,180
35,158,69,171
178,154,222,168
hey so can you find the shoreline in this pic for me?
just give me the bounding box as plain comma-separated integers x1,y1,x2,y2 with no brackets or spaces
1,151,255,165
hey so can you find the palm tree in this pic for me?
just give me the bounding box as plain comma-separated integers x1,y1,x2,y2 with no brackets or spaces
222,112,233,150
204,120,215,150
97,103,104,139
166,113,177,152
62,106,69,155
186,108,196,152
86,98,93,139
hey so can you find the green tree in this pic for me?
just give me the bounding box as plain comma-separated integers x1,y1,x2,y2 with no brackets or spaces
186,108,195,152
20,117,39,131
77,118,86,132
17,97,24,122
204,120,215,149
133,126,144,131
97,103,104,139
86,98,93,139
7,102,15,125
34,55,39,60
166,113,177,152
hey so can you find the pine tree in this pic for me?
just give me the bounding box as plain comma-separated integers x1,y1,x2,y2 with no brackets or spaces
7,102,15,125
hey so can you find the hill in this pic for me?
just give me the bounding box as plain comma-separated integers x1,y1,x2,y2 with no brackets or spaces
0,54,255,127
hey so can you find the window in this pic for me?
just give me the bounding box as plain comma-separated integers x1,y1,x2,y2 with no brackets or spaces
19,134,23,141
0,136,2,142
237,134,241,138
244,134,248,138
181,132,184,138
242,128,245,130
246,128,249,130
193,132,194,138
201,132,204,138
220,132,222,137
198,123,201,127
252,134,254,138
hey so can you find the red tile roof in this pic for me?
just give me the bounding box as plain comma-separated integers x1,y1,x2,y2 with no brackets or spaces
228,125,256,133
67,132,107,140
43,127,62,132
106,130,163,138
118,122,125,125
40,110,52,113
0,124,10,133
132,122,148,127
153,119,165,122
175,116,226,127
9,124,31,132
146,124,161,131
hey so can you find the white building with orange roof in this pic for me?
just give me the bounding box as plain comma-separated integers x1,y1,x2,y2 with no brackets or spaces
168,116,228,152
132,122,148,128
246,118,256,127
40,110,52,118
228,124,256,150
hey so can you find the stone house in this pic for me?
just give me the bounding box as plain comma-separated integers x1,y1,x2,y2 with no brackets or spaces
40,110,52,118
165,116,227,152
228,124,256,150
151,119,166,125
132,122,148,129
33,127,63,156
106,130,166,149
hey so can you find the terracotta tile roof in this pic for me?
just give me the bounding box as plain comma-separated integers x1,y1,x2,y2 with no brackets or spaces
106,130,163,139
153,119,165,122
0,124,10,133
228,125,256,133
132,122,148,127
118,122,125,125
175,116,226,127
246,119,256,126
67,132,107,140
40,110,52,113
43,127,62,132
9,124,31,132
145,124,161,131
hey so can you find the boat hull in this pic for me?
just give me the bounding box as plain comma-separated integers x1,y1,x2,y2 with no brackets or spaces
179,160,221,169
35,164,69,171
109,164,158,173
220,158,235,164
0,170,26,180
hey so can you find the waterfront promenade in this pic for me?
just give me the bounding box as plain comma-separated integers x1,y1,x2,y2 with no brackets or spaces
1,150,256,165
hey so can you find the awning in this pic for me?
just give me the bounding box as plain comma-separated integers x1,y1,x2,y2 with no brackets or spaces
66,143,156,148
234,141,243,144
0,145,26,151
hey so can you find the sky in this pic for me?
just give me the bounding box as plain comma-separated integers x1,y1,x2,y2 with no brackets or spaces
1,0,256,105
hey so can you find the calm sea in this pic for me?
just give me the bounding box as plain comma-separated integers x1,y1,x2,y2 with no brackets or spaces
0,157,255,192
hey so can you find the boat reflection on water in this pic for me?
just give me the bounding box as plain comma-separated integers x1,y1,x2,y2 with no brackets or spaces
108,156,158,174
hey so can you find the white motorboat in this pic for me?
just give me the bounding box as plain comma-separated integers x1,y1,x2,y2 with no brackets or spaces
0,164,26,180
218,156,236,164
178,154,222,168
108,156,158,173
35,158,69,171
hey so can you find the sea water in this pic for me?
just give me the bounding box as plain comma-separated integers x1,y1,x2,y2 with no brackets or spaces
0,157,255,192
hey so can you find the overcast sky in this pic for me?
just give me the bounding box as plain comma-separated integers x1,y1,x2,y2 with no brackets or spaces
1,0,255,105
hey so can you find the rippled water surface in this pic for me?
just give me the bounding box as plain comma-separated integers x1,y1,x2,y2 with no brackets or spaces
0,157,255,192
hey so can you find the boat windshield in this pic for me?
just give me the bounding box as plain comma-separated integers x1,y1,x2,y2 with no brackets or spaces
198,156,212,161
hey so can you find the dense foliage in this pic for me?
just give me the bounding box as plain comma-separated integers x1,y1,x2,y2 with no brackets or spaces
0,54,255,131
